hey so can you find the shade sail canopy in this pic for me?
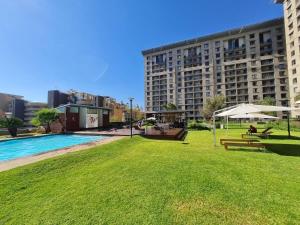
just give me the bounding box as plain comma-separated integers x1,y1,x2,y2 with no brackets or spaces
216,104,292,117
229,112,278,119
146,117,157,121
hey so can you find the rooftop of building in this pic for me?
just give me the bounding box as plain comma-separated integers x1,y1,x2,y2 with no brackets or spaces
0,92,23,99
274,0,284,4
56,103,110,111
141,17,283,55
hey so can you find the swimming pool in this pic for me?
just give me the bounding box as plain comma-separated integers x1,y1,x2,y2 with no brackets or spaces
0,134,107,162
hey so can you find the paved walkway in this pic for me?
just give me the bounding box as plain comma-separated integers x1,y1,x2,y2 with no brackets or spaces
0,136,124,172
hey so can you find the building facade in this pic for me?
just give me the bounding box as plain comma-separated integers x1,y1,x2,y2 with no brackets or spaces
142,18,289,120
275,0,300,117
56,104,110,131
0,92,23,117
0,92,47,126
11,99,47,126
48,90,143,122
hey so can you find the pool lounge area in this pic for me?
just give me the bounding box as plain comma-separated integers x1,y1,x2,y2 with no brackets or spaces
0,134,108,162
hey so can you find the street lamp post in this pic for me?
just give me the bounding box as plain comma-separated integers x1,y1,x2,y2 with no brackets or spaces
129,97,134,138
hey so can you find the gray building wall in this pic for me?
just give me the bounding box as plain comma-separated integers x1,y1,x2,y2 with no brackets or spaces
11,99,25,121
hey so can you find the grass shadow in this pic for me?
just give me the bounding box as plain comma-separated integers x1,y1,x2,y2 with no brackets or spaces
268,135,300,140
265,143,300,157
225,148,269,154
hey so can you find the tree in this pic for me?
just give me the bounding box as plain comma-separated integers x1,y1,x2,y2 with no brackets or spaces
203,95,226,121
0,117,23,137
162,103,177,122
258,97,276,106
258,97,276,116
31,108,58,133
163,103,177,111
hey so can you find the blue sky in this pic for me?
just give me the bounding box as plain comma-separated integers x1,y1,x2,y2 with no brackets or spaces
0,0,283,107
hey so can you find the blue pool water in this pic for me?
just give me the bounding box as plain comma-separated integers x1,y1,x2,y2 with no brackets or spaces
0,135,107,161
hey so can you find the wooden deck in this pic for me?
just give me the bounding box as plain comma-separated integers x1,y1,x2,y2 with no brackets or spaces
143,128,186,140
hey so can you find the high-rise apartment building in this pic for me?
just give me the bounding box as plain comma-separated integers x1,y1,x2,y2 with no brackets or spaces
275,0,300,117
142,18,289,120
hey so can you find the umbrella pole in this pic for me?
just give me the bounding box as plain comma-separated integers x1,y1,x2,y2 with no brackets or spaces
213,112,216,147
226,116,229,134
287,112,291,138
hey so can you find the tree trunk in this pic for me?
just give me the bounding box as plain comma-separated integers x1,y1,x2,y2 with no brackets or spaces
45,123,51,133
8,127,17,137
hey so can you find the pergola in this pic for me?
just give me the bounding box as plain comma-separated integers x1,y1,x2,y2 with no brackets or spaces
212,103,294,146
146,110,186,123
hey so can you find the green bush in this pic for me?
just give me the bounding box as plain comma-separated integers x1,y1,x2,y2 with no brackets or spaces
0,117,23,137
188,120,211,131
265,119,300,132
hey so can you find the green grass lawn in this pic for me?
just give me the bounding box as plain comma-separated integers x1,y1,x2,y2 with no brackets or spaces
0,130,299,225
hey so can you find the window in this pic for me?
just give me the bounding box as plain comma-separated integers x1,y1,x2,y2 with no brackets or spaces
250,33,255,39
70,107,79,113
291,50,295,56
293,69,297,74
259,31,271,43
293,78,297,84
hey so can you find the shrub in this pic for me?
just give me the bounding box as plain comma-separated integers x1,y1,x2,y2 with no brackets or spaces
188,120,211,131
0,117,23,137
31,108,59,133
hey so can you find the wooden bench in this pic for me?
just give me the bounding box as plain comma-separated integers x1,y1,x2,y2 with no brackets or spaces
220,138,260,145
224,142,266,150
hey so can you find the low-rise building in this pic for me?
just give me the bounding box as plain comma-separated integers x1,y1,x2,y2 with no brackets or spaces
0,92,23,117
0,92,47,126
56,104,110,131
48,90,143,123
11,99,47,126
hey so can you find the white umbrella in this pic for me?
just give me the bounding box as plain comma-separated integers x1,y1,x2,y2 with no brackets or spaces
146,117,156,121
212,103,293,146
216,103,291,117
230,112,278,119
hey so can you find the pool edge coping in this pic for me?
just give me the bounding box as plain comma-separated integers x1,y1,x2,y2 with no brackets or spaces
0,135,126,172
